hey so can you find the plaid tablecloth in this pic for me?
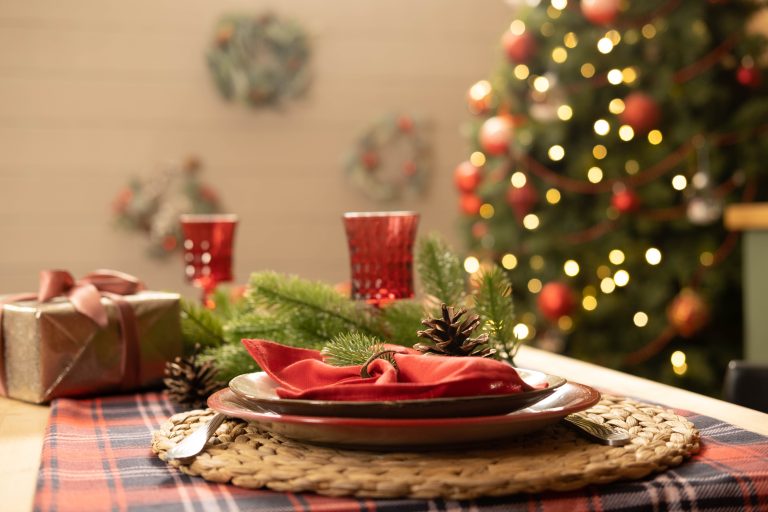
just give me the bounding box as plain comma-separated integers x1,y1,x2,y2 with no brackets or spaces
34,392,768,512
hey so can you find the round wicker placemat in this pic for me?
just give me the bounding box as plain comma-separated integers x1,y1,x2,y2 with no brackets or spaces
152,395,700,499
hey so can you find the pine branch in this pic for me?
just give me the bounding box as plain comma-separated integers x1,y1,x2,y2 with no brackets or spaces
199,343,260,383
320,332,385,366
378,299,426,346
416,234,466,306
180,299,227,351
223,313,296,345
472,266,520,364
209,287,245,321
247,271,382,340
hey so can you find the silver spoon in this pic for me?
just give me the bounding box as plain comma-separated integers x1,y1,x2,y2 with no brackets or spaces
563,414,631,446
165,413,227,461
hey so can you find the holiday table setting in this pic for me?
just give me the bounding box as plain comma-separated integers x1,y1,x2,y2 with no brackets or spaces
1,212,767,512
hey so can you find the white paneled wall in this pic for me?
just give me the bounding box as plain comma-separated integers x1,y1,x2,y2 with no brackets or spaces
0,0,511,295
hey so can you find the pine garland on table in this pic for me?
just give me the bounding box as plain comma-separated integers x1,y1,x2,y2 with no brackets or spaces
179,234,521,382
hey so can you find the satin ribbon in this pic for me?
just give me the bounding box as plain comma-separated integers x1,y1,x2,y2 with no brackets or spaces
0,269,145,398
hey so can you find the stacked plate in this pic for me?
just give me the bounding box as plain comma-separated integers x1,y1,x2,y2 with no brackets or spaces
208,369,600,449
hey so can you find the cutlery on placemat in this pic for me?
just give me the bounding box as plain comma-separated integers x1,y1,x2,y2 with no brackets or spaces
165,413,227,461
563,414,631,446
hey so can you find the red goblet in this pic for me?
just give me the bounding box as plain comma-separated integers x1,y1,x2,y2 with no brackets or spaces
180,214,238,306
342,211,419,306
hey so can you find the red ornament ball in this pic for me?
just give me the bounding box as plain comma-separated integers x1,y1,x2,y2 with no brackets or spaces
471,221,488,239
459,193,482,216
502,30,537,63
506,181,538,220
480,116,513,156
454,161,482,193
736,66,761,88
611,188,640,213
538,282,576,322
403,160,417,177
619,93,661,135
581,0,621,25
667,288,710,337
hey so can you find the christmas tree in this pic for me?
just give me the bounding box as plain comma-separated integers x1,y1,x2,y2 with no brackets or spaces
456,0,768,395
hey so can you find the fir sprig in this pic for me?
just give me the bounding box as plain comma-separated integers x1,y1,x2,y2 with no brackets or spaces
416,234,466,307
247,271,381,341
180,299,227,351
199,343,260,383
378,299,426,345
320,332,385,367
472,265,519,364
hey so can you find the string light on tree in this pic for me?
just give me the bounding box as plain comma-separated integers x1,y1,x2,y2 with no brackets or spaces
467,80,493,114
670,350,688,376
645,248,662,265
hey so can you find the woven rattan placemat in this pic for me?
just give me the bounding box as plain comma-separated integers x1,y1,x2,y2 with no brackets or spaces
152,395,700,499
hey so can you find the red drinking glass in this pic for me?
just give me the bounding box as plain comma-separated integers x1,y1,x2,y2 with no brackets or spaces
342,211,419,305
180,214,238,305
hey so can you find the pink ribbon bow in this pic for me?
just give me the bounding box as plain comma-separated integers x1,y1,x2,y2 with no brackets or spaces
0,269,145,397
37,269,144,328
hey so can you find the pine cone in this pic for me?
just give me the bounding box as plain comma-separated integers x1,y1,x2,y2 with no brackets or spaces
414,303,495,357
164,345,222,409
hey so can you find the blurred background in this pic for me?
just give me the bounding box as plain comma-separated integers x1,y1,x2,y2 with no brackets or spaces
0,0,510,294
1,0,767,396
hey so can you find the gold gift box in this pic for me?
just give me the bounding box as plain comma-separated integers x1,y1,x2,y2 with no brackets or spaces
1,291,182,403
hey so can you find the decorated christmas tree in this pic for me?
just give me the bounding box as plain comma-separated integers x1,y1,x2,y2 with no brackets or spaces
456,0,768,395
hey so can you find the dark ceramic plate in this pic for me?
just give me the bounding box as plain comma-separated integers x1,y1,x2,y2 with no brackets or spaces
227,369,566,419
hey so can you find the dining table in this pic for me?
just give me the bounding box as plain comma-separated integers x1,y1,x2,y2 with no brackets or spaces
2,344,767,512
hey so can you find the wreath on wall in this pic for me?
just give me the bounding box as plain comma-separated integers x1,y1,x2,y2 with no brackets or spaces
343,113,430,202
207,13,311,107
112,157,221,258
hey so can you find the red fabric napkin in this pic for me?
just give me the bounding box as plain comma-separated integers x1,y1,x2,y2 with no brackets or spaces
242,339,536,401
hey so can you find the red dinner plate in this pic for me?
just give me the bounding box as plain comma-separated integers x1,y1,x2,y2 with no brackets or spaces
208,382,600,449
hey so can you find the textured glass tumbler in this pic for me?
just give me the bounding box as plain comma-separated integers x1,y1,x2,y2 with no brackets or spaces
342,211,419,305
180,214,238,305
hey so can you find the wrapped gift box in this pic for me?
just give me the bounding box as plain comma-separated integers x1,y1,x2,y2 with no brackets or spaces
1,291,182,403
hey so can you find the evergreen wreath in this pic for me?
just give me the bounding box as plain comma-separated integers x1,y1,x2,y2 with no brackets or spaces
112,156,220,258
344,113,430,202
207,13,311,107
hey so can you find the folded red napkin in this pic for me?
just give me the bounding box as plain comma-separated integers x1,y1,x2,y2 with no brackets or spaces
242,339,536,401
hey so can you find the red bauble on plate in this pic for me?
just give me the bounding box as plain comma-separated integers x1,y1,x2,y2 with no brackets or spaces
619,93,661,135
538,282,576,321
502,30,537,63
736,66,761,88
480,116,514,156
611,188,640,213
506,181,538,220
454,161,482,193
581,0,621,25
667,288,709,337
460,193,482,215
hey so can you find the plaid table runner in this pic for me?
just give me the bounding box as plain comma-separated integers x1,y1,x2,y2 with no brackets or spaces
34,392,768,512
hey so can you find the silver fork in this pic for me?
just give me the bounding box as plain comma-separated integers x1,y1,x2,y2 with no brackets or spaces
165,413,227,461
563,414,631,446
